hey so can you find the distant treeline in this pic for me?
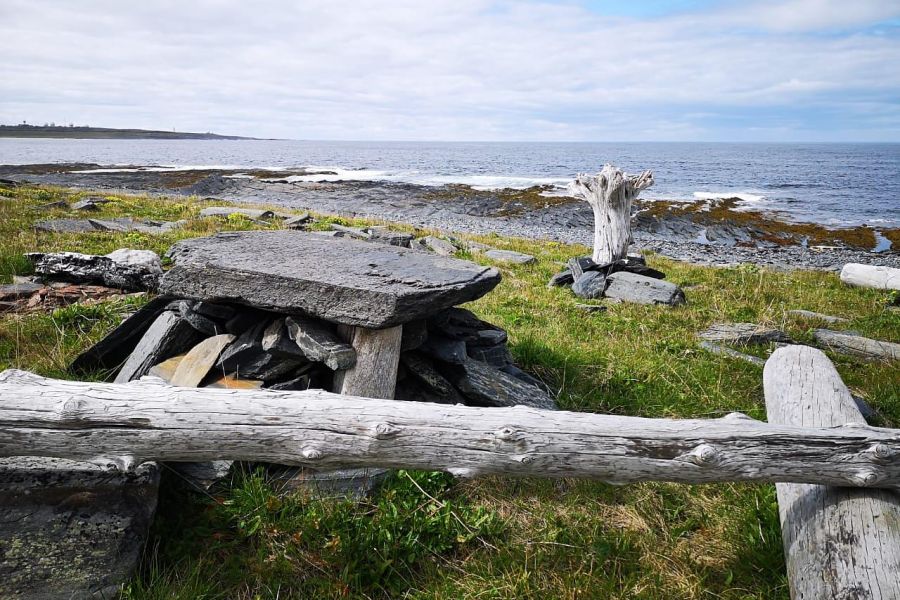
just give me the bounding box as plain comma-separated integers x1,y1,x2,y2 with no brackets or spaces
0,124,254,140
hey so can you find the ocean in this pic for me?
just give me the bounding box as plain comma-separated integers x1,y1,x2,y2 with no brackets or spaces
1,139,898,227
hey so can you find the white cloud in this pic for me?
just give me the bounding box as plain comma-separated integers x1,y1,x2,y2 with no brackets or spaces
0,0,898,140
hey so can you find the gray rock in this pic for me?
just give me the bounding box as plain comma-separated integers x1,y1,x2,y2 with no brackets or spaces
88,218,132,232
399,352,465,404
70,296,173,376
27,251,161,291
35,200,68,210
105,248,163,273
0,457,159,600
115,311,203,382
788,310,849,324
484,249,537,265
283,212,311,229
330,223,370,239
420,236,458,256
200,206,275,220
217,319,269,370
400,319,428,352
469,328,508,347
161,231,501,328
572,271,608,299
33,218,100,233
265,370,313,391
419,333,468,364
575,303,607,313
266,466,389,499
500,364,552,393
72,197,108,211
367,229,413,247
698,322,792,346
285,316,356,370
548,269,574,288
467,342,513,367
428,307,503,342
699,341,766,366
604,272,686,306
193,301,237,321
446,357,557,410
567,256,596,280
813,329,900,361
167,300,221,336
167,461,233,491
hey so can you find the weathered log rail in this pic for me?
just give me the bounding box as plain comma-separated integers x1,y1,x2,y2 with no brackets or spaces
1,368,899,489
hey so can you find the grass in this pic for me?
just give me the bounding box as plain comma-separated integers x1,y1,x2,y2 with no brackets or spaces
1,182,898,599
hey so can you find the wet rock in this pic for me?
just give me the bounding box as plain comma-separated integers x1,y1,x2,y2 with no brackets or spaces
27,251,161,291
698,323,792,346
285,316,356,370
572,271,608,299
445,357,557,410
484,249,536,265
115,311,203,382
604,272,686,306
162,231,501,328
0,458,159,600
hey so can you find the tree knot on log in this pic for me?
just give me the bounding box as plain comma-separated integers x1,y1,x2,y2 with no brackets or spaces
372,422,402,440
93,454,139,473
60,397,88,422
848,469,882,487
301,447,323,460
494,426,525,442
681,443,721,467
516,454,535,465
866,443,895,461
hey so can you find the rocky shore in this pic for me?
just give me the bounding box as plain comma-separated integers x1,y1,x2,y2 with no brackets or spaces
2,163,898,271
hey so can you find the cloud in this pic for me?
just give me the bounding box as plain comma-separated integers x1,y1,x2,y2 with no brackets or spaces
0,0,898,141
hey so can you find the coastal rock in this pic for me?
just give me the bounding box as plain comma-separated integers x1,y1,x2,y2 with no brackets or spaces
27,251,162,291
161,231,501,328
698,322,792,346
572,271,608,299
114,311,202,382
484,249,537,265
0,458,159,600
604,272,686,306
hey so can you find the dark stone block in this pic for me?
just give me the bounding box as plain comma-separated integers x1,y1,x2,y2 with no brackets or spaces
419,333,468,364
572,271,608,299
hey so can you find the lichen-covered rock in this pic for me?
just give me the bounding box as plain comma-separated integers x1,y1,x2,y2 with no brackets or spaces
0,458,159,600
27,251,161,291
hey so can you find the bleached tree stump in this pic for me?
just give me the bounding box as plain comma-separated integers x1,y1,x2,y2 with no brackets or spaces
568,164,654,264
2,369,900,489
840,263,900,291
765,345,900,600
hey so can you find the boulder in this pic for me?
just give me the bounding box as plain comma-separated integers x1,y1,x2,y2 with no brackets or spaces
0,457,159,600
572,271,608,299
698,323,792,346
27,251,161,291
161,231,501,328
484,249,536,265
604,272,685,306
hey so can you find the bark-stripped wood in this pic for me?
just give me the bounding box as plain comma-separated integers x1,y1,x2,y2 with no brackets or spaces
840,263,900,291
814,328,900,362
334,325,403,398
2,369,900,488
764,345,900,600
568,164,653,264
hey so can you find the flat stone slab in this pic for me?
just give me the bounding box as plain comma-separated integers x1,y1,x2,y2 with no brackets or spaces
0,457,159,600
161,231,501,328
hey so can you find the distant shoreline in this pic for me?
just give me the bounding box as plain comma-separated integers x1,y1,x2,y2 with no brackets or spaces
0,125,263,140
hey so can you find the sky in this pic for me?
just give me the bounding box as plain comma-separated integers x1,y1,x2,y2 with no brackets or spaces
1,0,899,142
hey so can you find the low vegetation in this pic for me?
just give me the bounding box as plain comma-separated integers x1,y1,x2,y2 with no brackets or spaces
1,182,898,599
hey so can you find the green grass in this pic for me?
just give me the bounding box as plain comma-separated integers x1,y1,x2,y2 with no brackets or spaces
1,182,898,599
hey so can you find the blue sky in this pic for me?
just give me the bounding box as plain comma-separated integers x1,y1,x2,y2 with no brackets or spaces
1,0,899,142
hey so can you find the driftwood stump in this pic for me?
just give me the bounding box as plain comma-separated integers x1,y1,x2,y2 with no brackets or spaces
568,164,653,264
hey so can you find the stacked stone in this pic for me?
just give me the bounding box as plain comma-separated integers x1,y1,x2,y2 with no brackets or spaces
549,254,686,306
